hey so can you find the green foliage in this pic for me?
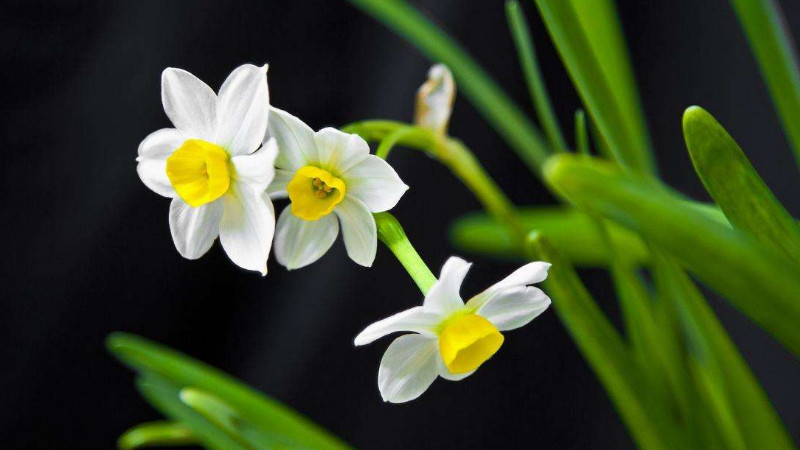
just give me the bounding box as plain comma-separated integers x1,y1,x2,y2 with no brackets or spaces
683,106,800,263
449,207,647,266
107,333,351,450
544,154,800,356
534,0,655,173
728,0,800,169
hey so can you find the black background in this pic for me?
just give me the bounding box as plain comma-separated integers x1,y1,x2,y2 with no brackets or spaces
1,0,799,448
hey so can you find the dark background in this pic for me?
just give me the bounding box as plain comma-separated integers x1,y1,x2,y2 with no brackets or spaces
1,0,799,448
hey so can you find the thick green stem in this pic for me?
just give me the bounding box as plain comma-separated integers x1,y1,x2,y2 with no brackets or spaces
374,212,437,294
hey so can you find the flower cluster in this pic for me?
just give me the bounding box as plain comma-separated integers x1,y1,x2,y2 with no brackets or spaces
136,63,551,402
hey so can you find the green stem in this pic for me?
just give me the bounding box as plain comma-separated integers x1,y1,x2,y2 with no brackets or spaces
347,121,525,237
346,0,551,175
506,0,568,152
376,126,424,159
374,212,437,294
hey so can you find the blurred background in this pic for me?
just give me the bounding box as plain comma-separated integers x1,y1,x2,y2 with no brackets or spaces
1,0,799,448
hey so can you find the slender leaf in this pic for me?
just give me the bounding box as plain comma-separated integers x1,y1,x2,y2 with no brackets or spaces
107,333,351,450
527,235,676,450
683,106,800,263
449,207,648,266
118,421,197,450
728,0,800,169
506,0,567,151
534,0,655,173
574,109,590,155
544,154,800,355
346,0,551,174
135,375,250,450
651,254,795,450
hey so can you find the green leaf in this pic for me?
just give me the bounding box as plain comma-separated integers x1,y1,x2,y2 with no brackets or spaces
505,0,567,151
345,0,551,174
527,235,676,450
449,206,648,266
651,254,795,450
534,0,655,173
683,106,800,264
728,0,800,169
574,109,590,155
134,375,250,450
106,333,351,450
117,421,197,450
543,154,800,355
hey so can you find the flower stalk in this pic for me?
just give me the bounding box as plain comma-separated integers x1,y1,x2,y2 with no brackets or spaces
374,212,437,294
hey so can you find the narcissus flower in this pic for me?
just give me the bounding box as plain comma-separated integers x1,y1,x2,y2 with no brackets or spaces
136,64,276,275
265,109,408,269
355,257,551,403
414,63,455,137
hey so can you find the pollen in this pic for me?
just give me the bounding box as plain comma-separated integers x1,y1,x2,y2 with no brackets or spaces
287,166,346,221
166,139,230,207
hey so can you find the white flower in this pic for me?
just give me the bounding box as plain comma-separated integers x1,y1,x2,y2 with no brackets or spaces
136,64,277,275
355,257,551,403
265,108,408,269
414,63,455,136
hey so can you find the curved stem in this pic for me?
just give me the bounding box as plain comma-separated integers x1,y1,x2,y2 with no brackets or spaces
374,212,437,294
347,120,525,237
375,126,423,159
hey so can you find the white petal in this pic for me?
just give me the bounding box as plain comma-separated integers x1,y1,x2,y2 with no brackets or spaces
266,107,316,171
218,185,276,275
274,206,339,270
335,197,376,267
342,155,408,212
438,356,475,381
354,307,441,346
169,198,223,259
136,128,185,198
475,286,551,331
216,64,270,156
231,138,277,192
266,169,293,199
423,257,471,315
314,128,369,174
466,261,551,311
378,335,440,403
161,68,217,141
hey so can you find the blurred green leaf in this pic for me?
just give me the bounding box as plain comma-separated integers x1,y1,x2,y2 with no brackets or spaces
345,0,551,174
589,218,694,424
683,106,800,264
179,388,298,449
574,109,590,155
449,206,648,266
118,421,197,450
534,0,655,173
107,333,351,450
135,375,250,450
544,154,800,355
651,254,795,450
528,235,677,450
729,0,800,169
506,0,567,151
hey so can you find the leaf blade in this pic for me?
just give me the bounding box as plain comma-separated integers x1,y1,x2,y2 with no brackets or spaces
543,154,800,355
683,106,800,263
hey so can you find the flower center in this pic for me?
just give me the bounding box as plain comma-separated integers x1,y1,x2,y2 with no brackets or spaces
166,139,230,207
438,314,504,374
287,166,346,221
